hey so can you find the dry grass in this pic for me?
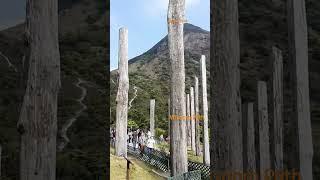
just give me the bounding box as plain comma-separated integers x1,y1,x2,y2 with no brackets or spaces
110,148,165,180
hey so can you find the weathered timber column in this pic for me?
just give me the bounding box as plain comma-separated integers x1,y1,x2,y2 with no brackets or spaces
115,28,129,157
18,1,61,179
287,0,313,179
168,98,171,139
242,103,256,172
167,0,188,175
150,99,155,137
211,0,243,172
190,87,196,152
186,93,191,147
200,55,210,165
195,76,201,156
271,46,283,170
258,81,271,177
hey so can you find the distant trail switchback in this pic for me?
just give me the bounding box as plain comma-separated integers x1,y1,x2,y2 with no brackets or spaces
58,78,87,151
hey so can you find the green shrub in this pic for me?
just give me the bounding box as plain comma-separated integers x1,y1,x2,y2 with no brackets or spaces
155,128,166,138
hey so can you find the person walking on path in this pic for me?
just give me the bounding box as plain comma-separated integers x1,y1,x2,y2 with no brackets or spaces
138,131,146,155
132,130,138,150
146,136,155,154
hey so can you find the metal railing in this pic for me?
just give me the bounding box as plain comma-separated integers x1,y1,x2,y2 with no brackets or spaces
127,145,210,179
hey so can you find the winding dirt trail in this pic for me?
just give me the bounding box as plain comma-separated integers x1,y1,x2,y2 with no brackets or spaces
0,51,17,72
58,78,87,151
128,86,138,110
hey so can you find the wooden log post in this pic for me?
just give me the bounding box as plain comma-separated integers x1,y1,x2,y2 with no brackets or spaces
194,76,202,156
211,0,243,172
258,81,271,177
115,27,129,157
150,99,155,137
271,46,283,170
18,1,61,179
242,103,256,172
186,93,191,147
287,0,313,179
167,0,188,175
190,87,196,152
168,98,171,140
200,55,210,165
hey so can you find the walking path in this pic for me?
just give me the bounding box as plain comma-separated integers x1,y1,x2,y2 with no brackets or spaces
0,51,17,72
58,78,87,151
129,85,138,110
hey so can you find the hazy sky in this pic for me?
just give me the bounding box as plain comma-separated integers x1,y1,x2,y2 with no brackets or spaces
0,0,25,30
110,0,210,70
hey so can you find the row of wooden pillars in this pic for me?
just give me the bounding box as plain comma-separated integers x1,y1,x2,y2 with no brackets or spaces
242,46,283,178
210,0,313,179
115,0,313,178
167,55,210,166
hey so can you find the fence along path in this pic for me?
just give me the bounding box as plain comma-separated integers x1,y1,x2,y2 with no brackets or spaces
127,146,210,179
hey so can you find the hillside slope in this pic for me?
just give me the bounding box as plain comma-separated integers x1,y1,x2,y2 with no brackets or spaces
110,23,210,132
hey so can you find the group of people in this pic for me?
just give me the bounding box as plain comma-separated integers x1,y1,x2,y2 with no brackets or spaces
128,129,155,154
110,128,157,154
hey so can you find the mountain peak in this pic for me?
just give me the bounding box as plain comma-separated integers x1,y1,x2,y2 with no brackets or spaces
128,23,209,63
183,23,208,33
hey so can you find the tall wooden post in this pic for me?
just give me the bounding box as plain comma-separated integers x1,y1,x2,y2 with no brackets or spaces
258,81,270,177
168,98,171,140
190,87,196,152
287,0,313,179
150,99,155,137
186,93,191,147
211,0,243,172
242,103,256,171
271,46,283,170
115,27,129,157
167,0,188,175
195,76,201,156
18,1,61,179
200,55,210,165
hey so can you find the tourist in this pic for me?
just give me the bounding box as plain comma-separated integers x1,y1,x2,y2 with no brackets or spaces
132,130,138,150
146,136,155,154
159,134,164,142
138,131,146,155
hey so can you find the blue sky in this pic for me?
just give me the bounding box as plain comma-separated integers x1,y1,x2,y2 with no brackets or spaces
0,0,25,30
110,0,210,71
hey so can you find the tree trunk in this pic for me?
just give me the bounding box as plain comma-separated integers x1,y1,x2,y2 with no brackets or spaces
168,0,188,174
287,0,313,179
258,81,271,178
18,1,60,179
200,56,210,165
242,103,256,172
194,76,201,156
271,46,283,170
186,93,191,147
190,87,196,152
150,99,155,137
211,0,243,172
115,28,129,157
